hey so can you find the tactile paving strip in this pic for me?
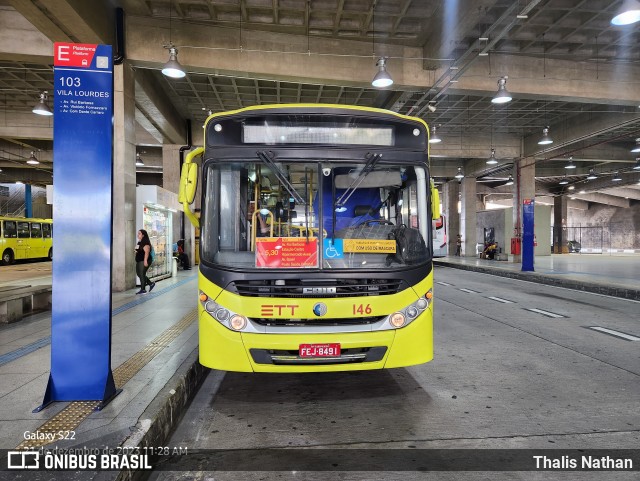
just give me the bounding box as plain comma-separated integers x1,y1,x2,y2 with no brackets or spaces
15,308,197,450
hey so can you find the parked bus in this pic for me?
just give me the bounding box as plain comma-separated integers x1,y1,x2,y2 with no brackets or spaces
432,215,447,257
179,104,440,372
0,216,53,264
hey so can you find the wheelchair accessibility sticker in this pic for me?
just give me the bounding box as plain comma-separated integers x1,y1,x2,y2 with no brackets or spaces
323,239,344,259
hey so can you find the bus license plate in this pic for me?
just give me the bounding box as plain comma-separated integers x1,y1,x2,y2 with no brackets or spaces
299,343,341,358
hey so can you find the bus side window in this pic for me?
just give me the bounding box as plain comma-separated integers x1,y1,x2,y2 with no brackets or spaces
31,222,42,238
43,224,52,238
17,222,30,238
3,221,17,238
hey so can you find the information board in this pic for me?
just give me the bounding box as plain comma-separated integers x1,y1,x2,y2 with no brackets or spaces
40,43,117,409
255,238,318,268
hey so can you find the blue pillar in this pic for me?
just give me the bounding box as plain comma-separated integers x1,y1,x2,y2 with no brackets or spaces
25,184,32,218
522,199,535,272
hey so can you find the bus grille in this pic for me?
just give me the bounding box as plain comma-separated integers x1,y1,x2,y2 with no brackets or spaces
251,316,384,327
230,279,402,298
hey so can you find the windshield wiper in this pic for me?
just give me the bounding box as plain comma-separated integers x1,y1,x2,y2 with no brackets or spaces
335,152,382,208
257,151,305,205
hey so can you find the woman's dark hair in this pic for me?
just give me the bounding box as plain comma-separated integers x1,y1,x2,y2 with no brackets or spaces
139,229,150,242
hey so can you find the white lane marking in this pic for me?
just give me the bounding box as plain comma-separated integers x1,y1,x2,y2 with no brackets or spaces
526,308,565,318
459,288,479,293
587,326,640,341
437,281,452,286
487,296,514,304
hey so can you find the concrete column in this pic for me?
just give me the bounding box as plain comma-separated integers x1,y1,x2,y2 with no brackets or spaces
553,195,568,253
460,176,476,257
112,62,137,292
443,180,460,255
510,157,536,263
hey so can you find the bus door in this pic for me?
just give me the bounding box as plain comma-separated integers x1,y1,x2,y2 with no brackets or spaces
30,222,44,258
16,221,31,259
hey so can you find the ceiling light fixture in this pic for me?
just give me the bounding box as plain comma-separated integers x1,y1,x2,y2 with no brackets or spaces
136,153,144,167
565,157,576,169
559,176,569,185
586,169,598,180
611,0,640,25
491,77,512,104
633,158,640,170
631,138,640,153
162,46,186,78
612,171,622,182
32,91,53,116
428,126,441,144
454,167,464,180
371,57,393,88
538,126,553,145
427,103,437,113
505,175,514,186
486,148,498,165
27,151,40,165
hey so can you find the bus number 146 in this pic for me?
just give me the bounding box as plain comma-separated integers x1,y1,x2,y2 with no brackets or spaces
353,304,372,315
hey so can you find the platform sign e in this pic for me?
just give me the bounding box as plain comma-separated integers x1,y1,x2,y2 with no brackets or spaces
40,43,117,409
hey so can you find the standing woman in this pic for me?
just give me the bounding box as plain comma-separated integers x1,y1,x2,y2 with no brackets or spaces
135,229,156,294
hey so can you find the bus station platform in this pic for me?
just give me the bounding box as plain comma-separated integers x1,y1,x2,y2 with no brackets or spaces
434,253,640,301
1,254,639,479
0,266,207,480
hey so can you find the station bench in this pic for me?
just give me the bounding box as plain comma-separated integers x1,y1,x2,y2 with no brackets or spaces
0,284,52,323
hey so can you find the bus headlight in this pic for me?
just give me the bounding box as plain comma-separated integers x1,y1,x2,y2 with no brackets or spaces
387,289,432,329
390,312,406,328
230,315,247,331
200,291,248,332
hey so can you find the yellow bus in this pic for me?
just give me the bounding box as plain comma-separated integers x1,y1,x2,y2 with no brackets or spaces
0,216,53,264
179,104,440,372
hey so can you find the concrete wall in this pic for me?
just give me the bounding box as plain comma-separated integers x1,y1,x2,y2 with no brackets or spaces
565,203,640,250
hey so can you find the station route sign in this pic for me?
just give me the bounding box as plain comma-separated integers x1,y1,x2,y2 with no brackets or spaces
255,237,318,268
40,43,117,409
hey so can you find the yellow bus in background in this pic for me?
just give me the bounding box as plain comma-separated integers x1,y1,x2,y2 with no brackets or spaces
0,216,53,265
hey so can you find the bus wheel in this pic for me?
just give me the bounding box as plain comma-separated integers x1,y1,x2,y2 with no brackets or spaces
48,248,53,261
2,249,14,265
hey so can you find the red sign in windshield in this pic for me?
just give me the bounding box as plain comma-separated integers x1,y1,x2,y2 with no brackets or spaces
255,237,318,268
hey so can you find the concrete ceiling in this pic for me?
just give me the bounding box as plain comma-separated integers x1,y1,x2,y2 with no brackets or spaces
0,0,639,205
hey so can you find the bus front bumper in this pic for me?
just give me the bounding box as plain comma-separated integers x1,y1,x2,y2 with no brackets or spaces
198,308,433,373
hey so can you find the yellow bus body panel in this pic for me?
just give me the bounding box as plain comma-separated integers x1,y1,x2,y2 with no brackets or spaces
198,270,434,372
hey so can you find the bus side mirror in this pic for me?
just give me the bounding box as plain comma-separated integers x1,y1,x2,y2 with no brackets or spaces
430,180,440,220
178,148,203,204
178,162,198,204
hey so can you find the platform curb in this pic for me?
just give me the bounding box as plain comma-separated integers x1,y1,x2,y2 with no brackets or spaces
114,348,213,481
434,259,640,301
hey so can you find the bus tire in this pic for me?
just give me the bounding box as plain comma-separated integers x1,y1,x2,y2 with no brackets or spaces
2,249,14,265
48,248,53,261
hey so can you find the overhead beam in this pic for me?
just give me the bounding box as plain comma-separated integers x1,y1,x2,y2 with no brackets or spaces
570,193,630,208
8,0,115,44
126,16,432,89
0,5,53,62
134,70,186,145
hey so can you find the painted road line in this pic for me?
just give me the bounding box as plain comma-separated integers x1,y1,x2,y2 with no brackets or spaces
487,296,514,304
525,308,566,318
437,281,452,286
459,288,479,294
587,326,640,341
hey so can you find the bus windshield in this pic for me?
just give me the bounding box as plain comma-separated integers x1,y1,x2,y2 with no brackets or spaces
202,160,432,270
